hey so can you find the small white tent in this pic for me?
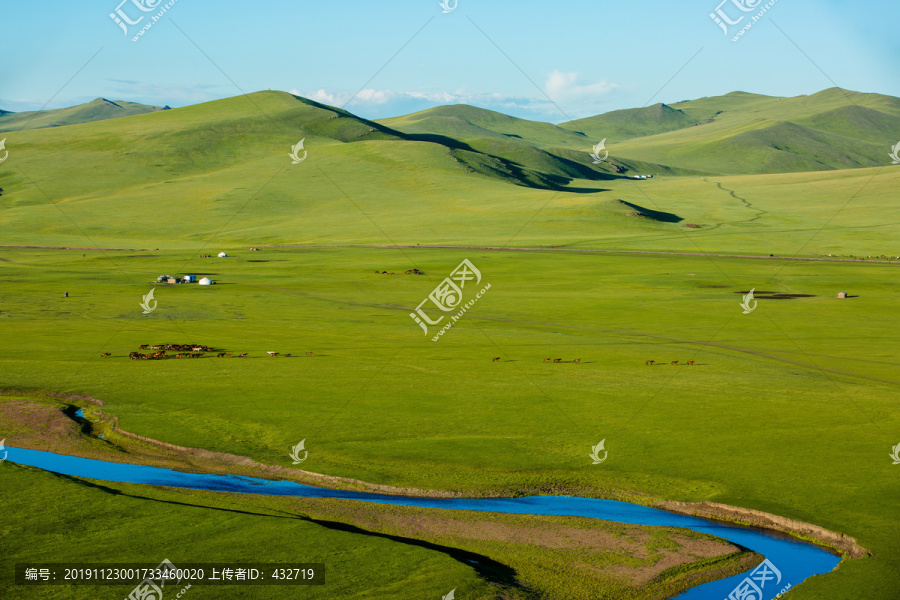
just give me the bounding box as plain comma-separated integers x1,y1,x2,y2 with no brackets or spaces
218,252,227,258
199,277,212,286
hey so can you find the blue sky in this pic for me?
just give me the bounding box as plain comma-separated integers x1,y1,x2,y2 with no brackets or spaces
2,0,898,122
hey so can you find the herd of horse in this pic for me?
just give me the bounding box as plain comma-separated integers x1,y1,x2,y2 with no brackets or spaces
101,344,314,360
105,347,696,365
646,360,694,366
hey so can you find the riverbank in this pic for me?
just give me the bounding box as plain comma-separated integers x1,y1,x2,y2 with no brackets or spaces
5,389,869,564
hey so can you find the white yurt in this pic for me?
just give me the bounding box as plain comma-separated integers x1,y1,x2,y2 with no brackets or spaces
199,277,213,286
218,251,227,258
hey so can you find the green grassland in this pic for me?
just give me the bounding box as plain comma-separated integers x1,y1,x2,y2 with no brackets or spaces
0,245,897,598
1,90,899,598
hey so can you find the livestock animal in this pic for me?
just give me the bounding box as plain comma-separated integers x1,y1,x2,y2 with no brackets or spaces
284,354,291,357
217,353,226,357
646,360,655,365
553,358,562,363
671,361,678,365
687,361,694,366
100,353,111,357
239,353,248,357
492,357,500,362
543,358,551,363
573,359,581,363
267,351,279,357
306,352,313,357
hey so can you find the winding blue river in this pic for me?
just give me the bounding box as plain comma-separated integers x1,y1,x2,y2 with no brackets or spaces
5,446,839,599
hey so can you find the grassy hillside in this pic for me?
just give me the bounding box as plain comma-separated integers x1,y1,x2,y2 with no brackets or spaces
561,102,698,141
386,88,900,176
0,98,169,133
589,88,900,175
380,104,589,148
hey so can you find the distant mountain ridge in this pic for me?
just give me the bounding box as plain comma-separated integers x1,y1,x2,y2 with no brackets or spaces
381,87,900,175
0,98,169,133
2,87,897,179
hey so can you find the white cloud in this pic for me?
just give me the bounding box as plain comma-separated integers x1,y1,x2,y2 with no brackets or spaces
291,77,621,122
303,89,341,105
544,70,618,103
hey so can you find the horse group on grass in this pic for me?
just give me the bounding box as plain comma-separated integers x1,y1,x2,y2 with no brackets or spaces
645,360,694,366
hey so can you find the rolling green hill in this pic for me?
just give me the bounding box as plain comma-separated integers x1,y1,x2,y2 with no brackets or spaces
383,88,900,176
1,88,898,252
379,103,687,179
561,102,697,141
380,104,590,148
0,98,170,133
574,88,900,174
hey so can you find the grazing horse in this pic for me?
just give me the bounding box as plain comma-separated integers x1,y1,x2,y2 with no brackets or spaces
573,358,581,363
671,361,678,365
306,351,313,356
101,353,111,357
492,357,500,362
553,358,562,363
267,351,279,357
239,353,248,357
217,353,226,357
646,360,655,365
226,353,232,357
543,358,551,363
687,361,694,366
140,345,149,350
284,354,291,357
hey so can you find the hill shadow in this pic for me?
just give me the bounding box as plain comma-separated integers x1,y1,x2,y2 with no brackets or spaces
618,200,683,223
